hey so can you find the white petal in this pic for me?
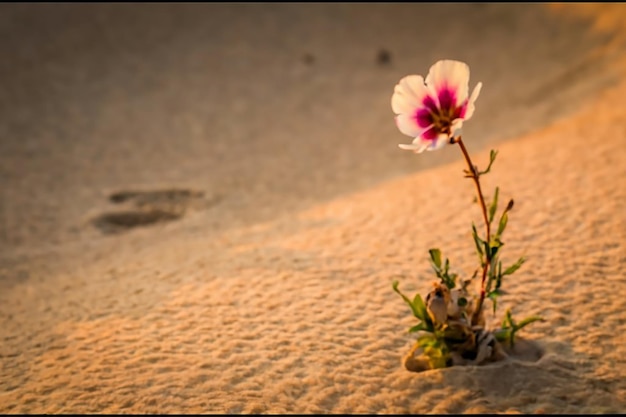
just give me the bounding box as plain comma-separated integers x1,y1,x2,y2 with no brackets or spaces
398,142,429,153
400,75,428,99
425,133,450,151
391,88,417,114
425,60,470,104
469,81,483,103
395,113,423,138
450,119,464,135
463,81,483,121
399,132,449,153
391,75,428,114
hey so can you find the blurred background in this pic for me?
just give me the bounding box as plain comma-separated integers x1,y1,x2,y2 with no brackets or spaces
0,3,619,256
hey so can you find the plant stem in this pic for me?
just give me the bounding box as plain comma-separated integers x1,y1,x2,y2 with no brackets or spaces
455,136,490,326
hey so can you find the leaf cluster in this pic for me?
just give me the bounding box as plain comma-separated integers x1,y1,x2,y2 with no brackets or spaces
493,308,545,347
428,248,458,290
472,184,524,315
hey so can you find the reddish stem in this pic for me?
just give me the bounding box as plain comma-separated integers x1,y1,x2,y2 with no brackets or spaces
455,136,490,326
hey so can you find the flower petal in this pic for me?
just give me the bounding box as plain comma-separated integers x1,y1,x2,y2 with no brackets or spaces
391,75,428,114
421,125,439,141
398,142,429,153
395,113,425,138
422,94,439,113
398,129,449,153
425,60,470,107
437,87,456,112
391,89,416,115
416,126,451,152
462,81,483,121
424,132,450,152
415,108,433,128
450,119,464,136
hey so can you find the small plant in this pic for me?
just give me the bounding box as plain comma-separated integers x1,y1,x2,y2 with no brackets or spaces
390,60,544,370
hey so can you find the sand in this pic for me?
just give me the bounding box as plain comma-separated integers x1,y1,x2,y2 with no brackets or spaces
1,3,625,414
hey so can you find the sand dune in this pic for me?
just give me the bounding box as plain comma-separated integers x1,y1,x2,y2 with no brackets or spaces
1,3,625,414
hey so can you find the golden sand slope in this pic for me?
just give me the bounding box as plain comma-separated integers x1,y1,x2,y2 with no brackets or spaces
1,4,625,414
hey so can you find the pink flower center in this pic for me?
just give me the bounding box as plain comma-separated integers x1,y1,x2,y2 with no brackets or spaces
414,87,468,140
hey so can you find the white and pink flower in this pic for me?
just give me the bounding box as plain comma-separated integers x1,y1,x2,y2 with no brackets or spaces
391,60,483,153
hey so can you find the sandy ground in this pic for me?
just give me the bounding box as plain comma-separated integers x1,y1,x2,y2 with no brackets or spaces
1,3,625,414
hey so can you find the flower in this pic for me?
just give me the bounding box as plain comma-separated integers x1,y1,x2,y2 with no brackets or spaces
391,59,483,153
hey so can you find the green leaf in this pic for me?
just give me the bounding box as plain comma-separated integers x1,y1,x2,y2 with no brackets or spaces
493,328,510,342
497,211,508,237
408,322,430,333
429,248,442,270
483,241,490,261
425,345,444,358
490,149,498,165
488,186,499,224
490,235,503,248
496,261,503,290
419,333,450,369
501,312,511,329
490,252,499,272
506,308,516,328
489,242,501,259
429,355,449,369
503,257,526,276
417,333,437,348
412,293,428,322
488,291,499,315
479,149,498,176
516,316,545,330
392,280,421,320
471,223,485,264
485,255,498,293
441,258,456,289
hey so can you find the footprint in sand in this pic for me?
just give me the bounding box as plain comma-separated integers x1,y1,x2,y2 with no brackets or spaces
92,188,217,234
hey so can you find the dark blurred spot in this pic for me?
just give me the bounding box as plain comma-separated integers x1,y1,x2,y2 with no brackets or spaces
94,187,214,234
303,53,315,65
92,210,182,234
377,48,391,66
109,189,204,207
461,349,478,360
